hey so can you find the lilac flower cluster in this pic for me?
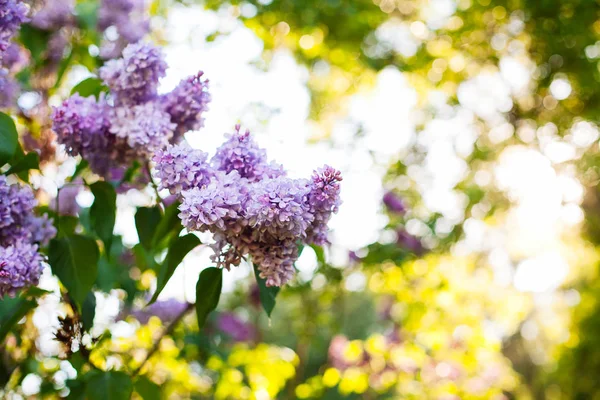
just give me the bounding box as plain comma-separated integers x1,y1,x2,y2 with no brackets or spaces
30,0,74,31
98,0,150,58
0,176,56,297
0,43,27,108
129,298,189,324
52,42,211,181
0,1,27,108
162,72,211,142
216,312,255,342
154,126,342,287
0,0,28,61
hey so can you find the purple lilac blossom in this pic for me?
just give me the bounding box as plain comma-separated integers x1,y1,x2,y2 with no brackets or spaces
306,165,343,245
0,69,18,108
153,143,213,194
158,127,342,287
245,177,313,241
0,44,26,109
382,191,406,214
396,228,425,255
2,43,26,72
130,298,189,324
0,177,55,297
98,0,149,58
30,0,74,30
109,103,175,153
179,171,247,234
212,125,285,182
162,72,211,141
50,180,82,216
99,42,166,105
0,177,56,247
53,42,213,183
0,0,28,61
216,312,255,342
51,94,131,177
0,242,44,298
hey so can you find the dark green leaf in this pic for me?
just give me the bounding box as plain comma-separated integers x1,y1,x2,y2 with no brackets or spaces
18,25,50,64
0,297,37,343
74,0,100,30
82,292,96,331
90,182,116,257
70,77,108,99
4,152,39,176
66,379,86,400
48,235,99,309
118,161,141,186
195,267,223,329
56,216,79,238
152,200,182,250
253,264,280,317
85,370,133,400
69,159,89,182
134,376,161,400
135,207,162,251
132,243,157,272
0,112,18,167
148,234,200,305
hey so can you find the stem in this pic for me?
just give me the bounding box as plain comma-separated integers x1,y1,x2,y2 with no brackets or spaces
145,162,162,207
131,302,194,377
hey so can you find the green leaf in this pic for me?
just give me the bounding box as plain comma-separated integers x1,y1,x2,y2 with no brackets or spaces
151,200,182,250
4,152,39,176
69,159,89,182
90,182,117,257
85,370,133,400
70,77,108,99
132,243,157,272
118,161,141,186
0,112,18,167
82,292,96,332
135,207,162,251
74,0,100,30
134,376,161,400
0,297,37,343
56,216,79,238
18,25,50,64
66,379,86,400
253,264,280,317
148,234,200,305
48,235,100,309
195,267,223,330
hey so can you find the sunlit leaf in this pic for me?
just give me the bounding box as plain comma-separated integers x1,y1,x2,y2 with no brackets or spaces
0,112,18,167
48,235,99,309
195,267,223,329
253,264,280,317
85,370,133,400
135,206,162,251
148,234,200,305
90,182,116,257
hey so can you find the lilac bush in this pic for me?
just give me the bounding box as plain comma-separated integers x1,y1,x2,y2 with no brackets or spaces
0,0,28,61
0,176,55,297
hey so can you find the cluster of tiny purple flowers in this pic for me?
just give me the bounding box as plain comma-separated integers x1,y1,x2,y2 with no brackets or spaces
98,0,150,58
52,42,210,180
0,0,28,61
154,126,342,287
0,176,56,298
0,0,28,108
30,0,74,31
